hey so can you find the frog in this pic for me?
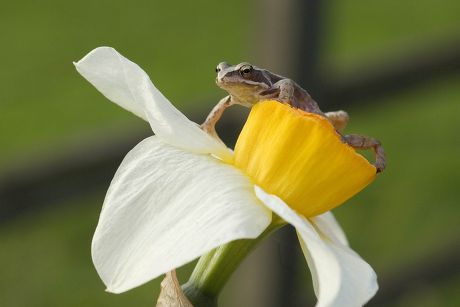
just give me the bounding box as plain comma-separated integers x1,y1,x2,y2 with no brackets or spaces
201,62,386,173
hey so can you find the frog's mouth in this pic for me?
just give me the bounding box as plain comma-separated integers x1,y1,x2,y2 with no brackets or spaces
217,78,270,90
217,82,270,98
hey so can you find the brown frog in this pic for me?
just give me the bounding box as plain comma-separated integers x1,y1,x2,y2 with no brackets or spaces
201,62,386,173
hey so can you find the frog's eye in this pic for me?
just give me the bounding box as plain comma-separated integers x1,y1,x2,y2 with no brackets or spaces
240,65,253,77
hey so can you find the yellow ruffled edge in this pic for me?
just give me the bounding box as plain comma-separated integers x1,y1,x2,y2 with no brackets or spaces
291,105,376,172
234,100,376,217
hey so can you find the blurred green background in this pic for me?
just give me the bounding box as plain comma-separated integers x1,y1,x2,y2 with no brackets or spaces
1,0,459,306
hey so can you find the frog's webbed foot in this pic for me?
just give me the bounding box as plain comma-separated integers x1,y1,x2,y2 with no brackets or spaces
201,95,233,140
343,134,386,173
325,110,349,132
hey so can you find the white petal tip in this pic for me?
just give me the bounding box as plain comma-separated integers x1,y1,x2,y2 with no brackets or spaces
75,47,114,66
104,282,132,294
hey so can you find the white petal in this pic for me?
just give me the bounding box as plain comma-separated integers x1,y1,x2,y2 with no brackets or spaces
93,137,271,293
311,212,348,246
75,47,232,160
255,187,377,307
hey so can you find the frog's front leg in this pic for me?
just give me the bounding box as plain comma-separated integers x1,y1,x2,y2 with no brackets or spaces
201,95,234,139
274,79,324,114
325,110,349,132
343,134,386,173
274,79,299,107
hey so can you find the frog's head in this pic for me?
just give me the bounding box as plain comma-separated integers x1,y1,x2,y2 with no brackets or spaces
215,62,272,102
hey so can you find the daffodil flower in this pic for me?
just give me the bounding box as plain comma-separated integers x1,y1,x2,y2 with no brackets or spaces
75,47,378,307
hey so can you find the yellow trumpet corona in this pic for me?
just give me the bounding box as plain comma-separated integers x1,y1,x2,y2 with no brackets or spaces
234,100,376,217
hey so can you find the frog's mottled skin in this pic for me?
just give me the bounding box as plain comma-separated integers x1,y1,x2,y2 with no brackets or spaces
202,62,386,172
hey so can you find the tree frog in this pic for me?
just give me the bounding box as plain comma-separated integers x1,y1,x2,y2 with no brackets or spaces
201,62,386,172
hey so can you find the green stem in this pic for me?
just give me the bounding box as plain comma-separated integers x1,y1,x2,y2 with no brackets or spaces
182,217,285,307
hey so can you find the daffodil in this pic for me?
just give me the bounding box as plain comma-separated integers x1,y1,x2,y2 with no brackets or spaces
75,47,378,307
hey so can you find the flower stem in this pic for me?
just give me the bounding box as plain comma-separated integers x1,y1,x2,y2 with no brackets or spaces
182,217,285,307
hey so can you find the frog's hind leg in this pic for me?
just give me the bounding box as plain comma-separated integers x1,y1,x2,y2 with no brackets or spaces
201,95,233,139
343,134,386,173
325,110,349,132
